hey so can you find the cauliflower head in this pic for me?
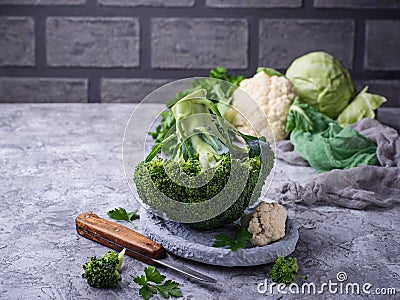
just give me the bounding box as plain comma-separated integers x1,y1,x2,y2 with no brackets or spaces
228,71,296,143
247,201,287,246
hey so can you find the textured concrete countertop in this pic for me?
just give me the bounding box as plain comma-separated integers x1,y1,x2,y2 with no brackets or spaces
0,104,399,300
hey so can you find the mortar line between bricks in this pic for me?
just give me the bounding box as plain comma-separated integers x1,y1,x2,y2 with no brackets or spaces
0,7,399,19
303,0,313,10
0,68,399,80
86,0,97,8
353,18,366,79
89,75,100,103
248,16,258,73
195,0,206,9
34,12,47,73
85,0,100,103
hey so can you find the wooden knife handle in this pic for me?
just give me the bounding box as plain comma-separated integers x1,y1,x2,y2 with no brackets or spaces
76,212,165,265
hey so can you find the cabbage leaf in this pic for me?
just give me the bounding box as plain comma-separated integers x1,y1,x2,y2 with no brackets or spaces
336,86,386,127
286,99,378,173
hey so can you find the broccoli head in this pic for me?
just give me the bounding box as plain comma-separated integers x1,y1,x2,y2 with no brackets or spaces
82,248,125,288
270,256,306,284
134,89,274,230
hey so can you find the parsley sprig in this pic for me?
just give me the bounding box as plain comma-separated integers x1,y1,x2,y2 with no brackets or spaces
212,227,252,252
132,266,182,300
107,207,139,228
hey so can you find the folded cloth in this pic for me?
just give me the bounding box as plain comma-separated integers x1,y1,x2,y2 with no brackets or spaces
274,140,310,167
353,118,400,167
276,118,400,209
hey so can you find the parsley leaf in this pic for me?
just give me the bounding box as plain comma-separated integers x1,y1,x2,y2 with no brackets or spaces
133,275,147,286
212,233,232,248
212,227,252,252
144,265,165,284
156,280,183,298
107,207,139,228
139,285,157,300
132,266,182,300
235,227,253,243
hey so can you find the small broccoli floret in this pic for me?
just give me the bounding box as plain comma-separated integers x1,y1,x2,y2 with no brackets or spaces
82,249,125,288
270,256,306,284
134,89,274,230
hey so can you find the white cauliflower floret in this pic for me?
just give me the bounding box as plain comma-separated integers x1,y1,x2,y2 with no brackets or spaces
229,71,296,143
247,202,287,246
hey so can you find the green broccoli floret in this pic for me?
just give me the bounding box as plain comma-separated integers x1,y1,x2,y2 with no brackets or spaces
134,89,274,230
270,256,306,284
82,248,125,288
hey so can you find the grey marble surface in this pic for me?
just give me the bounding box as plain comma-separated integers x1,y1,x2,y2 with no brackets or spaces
0,104,399,300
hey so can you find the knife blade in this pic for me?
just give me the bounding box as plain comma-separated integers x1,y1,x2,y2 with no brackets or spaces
75,212,217,284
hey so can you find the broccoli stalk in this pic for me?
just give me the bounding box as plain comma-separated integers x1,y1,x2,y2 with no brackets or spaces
149,67,244,147
82,248,126,288
171,89,245,170
134,89,274,230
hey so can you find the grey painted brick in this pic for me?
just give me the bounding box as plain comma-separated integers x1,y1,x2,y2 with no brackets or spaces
0,17,34,66
314,0,400,9
0,0,85,5
377,108,400,132
151,18,248,69
101,79,171,103
46,17,140,67
98,0,194,7
206,0,302,8
259,19,354,69
0,77,88,103
355,80,400,107
365,20,400,71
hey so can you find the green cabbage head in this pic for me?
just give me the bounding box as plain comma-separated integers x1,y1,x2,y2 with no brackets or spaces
286,51,355,119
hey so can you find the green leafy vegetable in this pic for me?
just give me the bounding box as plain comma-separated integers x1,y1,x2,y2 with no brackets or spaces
132,266,182,300
134,89,274,230
286,51,356,119
285,97,315,132
148,110,176,152
336,86,387,127
270,256,306,284
257,67,284,77
209,66,245,86
148,66,244,149
212,227,252,251
82,249,125,288
107,207,139,228
286,98,378,172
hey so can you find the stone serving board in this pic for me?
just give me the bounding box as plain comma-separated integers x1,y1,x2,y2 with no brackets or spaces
140,207,299,267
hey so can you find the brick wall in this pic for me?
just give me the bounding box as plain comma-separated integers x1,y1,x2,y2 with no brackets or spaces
0,0,399,106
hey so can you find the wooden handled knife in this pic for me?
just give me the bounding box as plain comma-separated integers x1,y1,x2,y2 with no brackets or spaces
75,212,217,283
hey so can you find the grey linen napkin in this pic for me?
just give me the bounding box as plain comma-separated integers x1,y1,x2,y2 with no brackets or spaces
276,118,400,209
